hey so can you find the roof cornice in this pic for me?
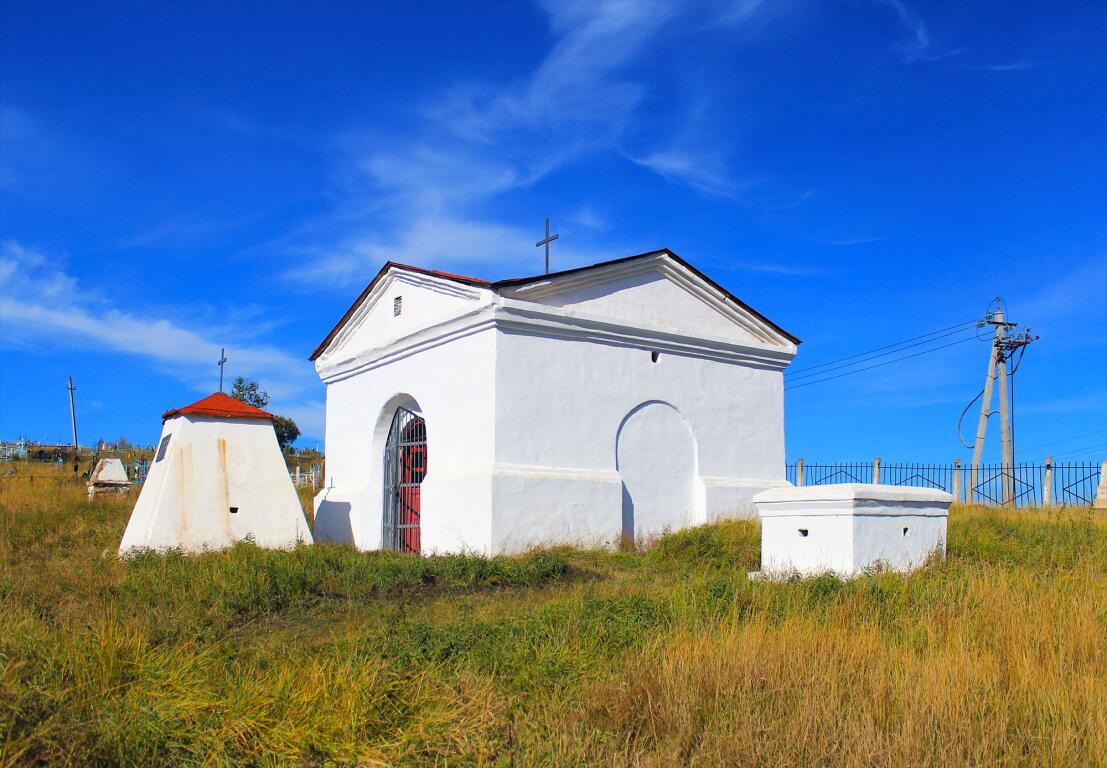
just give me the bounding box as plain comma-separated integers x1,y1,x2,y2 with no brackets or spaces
316,300,795,384
310,248,801,362
499,252,792,347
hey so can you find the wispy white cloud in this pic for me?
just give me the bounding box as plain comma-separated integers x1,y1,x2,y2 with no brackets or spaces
730,259,835,277
628,151,750,198
281,0,781,286
876,0,961,63
812,235,886,246
0,241,324,437
434,0,679,144
1015,257,1107,328
277,0,973,288
570,207,612,233
0,107,34,189
119,210,257,249
972,61,1037,73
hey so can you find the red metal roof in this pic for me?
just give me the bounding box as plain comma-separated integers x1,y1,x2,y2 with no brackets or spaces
387,262,491,286
162,392,274,422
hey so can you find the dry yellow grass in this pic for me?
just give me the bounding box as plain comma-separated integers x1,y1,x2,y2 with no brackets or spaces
1,467,1104,767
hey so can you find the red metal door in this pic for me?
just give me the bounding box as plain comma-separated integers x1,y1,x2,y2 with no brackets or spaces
397,420,426,553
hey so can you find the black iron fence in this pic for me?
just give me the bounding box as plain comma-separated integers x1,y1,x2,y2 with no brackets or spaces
785,459,1104,507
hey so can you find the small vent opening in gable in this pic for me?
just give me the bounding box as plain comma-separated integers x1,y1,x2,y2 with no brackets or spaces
393,296,403,316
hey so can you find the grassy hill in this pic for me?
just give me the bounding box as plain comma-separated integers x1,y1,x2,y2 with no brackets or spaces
1,468,1104,766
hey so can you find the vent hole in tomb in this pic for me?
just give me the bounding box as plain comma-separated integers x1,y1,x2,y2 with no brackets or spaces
229,506,239,514
651,351,660,363
902,527,909,536
798,528,809,537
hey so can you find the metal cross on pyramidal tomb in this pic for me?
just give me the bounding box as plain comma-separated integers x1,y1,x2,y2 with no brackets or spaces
535,217,559,274
217,347,228,393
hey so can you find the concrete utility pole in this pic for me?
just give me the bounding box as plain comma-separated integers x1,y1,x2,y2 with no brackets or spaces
996,331,1015,504
969,308,1002,502
67,376,79,477
1043,457,1053,507
1095,462,1107,510
967,299,1035,505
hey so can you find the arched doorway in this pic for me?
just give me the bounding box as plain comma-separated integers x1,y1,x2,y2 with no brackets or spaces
383,407,427,553
616,401,699,545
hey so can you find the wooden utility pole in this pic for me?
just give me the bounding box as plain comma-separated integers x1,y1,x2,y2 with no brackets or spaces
67,376,79,477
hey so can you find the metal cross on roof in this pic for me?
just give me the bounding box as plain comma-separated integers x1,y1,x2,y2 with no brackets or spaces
217,347,228,393
535,217,559,274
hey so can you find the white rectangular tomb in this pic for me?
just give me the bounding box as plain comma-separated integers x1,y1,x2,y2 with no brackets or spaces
753,484,952,577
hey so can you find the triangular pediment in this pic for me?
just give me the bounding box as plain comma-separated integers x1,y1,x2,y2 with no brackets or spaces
312,265,491,364
496,252,798,350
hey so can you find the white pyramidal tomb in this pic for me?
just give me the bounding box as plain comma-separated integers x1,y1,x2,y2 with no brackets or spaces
88,457,131,497
119,392,313,554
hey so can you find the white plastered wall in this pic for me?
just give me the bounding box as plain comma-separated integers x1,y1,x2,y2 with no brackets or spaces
489,327,789,552
119,416,312,553
514,268,767,346
334,272,491,360
313,326,497,553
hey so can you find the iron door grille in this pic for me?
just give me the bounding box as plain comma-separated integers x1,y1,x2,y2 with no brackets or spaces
383,407,426,553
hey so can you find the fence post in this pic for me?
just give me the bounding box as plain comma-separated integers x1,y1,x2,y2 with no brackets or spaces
953,458,962,502
1095,461,1107,510
873,457,881,484
1043,457,1053,507
796,458,805,487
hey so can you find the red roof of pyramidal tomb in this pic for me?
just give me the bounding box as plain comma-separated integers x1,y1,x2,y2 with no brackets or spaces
162,392,274,422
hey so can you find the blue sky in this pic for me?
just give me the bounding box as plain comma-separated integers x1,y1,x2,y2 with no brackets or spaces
1,0,1104,463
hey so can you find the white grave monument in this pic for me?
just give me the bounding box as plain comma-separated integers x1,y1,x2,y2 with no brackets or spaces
88,457,130,497
119,392,313,554
753,484,952,577
312,248,800,555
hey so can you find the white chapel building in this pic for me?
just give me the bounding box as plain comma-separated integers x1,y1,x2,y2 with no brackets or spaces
311,248,799,555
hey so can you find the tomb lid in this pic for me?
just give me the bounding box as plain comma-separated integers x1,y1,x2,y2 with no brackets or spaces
754,483,953,504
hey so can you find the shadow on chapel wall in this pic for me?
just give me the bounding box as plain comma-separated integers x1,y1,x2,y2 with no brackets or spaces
314,500,354,545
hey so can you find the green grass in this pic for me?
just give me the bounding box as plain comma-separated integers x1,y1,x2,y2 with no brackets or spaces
1,471,1105,767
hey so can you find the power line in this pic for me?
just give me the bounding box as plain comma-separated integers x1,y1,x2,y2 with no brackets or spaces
785,327,979,384
1050,441,1107,460
785,319,979,377
1016,428,1107,455
784,335,978,391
